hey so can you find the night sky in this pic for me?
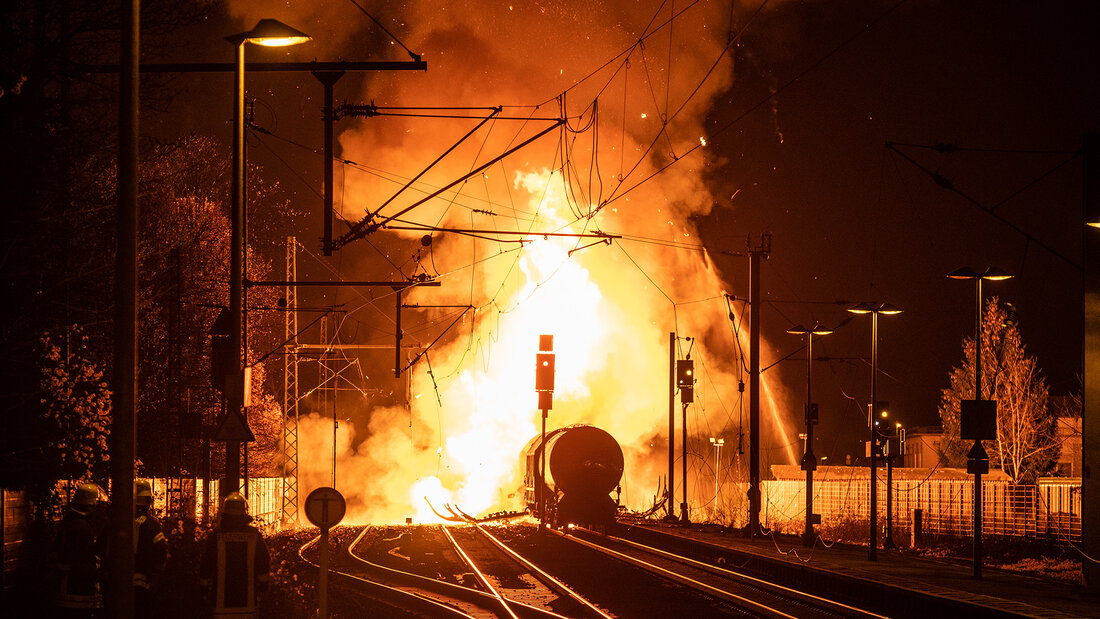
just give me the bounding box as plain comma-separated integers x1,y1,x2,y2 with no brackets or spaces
147,0,1096,468
697,0,1094,458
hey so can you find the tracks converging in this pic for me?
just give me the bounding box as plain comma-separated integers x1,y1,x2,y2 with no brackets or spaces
295,518,888,618
297,512,610,618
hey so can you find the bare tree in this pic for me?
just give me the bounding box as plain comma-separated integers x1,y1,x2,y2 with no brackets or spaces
937,298,1057,483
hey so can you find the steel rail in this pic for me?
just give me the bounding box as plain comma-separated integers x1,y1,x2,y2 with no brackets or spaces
345,526,565,619
440,525,521,619
297,534,473,618
450,507,613,619
555,528,799,619
596,530,890,619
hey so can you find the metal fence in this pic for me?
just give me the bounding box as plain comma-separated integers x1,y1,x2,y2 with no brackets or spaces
758,475,1081,544
137,477,284,531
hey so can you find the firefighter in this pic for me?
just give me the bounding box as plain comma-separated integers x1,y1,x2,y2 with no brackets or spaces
133,480,168,618
55,482,105,617
198,493,271,618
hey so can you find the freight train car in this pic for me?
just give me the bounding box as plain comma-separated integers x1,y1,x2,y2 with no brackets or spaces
522,424,624,527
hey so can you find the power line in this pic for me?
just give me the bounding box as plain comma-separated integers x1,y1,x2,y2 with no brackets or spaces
345,0,421,61
600,0,912,210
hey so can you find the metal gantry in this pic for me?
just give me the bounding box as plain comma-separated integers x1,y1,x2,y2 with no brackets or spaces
281,237,301,525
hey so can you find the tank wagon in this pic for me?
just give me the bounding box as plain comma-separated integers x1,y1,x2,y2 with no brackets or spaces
522,424,624,527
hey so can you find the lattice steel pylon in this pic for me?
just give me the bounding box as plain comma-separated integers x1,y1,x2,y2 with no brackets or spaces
281,237,300,526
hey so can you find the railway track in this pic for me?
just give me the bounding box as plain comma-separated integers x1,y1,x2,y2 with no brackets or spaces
296,519,894,617
297,520,609,618
298,532,471,618
562,526,890,619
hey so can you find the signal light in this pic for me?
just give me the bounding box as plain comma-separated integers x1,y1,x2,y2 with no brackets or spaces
536,353,555,392
676,359,694,403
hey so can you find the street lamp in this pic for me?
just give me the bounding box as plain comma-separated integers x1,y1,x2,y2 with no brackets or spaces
709,437,724,522
847,302,902,560
786,323,832,547
223,20,311,499
948,266,1013,579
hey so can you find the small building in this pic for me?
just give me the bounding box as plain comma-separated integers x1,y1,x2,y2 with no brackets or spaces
903,426,943,468
1053,415,1082,476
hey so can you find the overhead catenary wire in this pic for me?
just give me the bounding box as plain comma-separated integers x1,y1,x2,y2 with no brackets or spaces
345,0,421,61
885,142,1081,270
597,0,911,212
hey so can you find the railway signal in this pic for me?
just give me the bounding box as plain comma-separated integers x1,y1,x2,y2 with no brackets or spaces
675,356,694,523
536,334,555,529
676,359,694,403
536,351,555,410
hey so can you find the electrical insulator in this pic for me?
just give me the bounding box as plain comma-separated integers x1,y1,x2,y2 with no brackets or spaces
676,359,694,403
535,352,555,392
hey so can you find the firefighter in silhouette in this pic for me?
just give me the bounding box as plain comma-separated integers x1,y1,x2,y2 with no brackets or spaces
133,480,168,618
199,493,271,618
54,482,106,617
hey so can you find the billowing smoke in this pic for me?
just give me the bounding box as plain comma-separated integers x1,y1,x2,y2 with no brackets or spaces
232,1,795,524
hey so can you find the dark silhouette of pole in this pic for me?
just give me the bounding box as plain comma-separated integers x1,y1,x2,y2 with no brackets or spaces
968,274,992,580
805,332,815,548
225,20,311,499
226,37,245,499
681,401,689,523
540,409,546,528
719,235,770,537
110,0,139,615
315,70,344,256
748,248,762,535
973,276,984,579
949,266,1010,579
950,266,1007,580
1084,133,1100,594
668,332,676,519
870,311,878,560
884,446,896,549
848,302,901,560
787,324,831,546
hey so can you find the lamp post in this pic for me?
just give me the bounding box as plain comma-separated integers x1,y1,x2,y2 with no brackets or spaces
709,437,724,522
848,302,902,560
786,323,832,547
948,266,1012,579
224,20,310,499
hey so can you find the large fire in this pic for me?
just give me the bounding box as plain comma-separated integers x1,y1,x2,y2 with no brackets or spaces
231,1,800,524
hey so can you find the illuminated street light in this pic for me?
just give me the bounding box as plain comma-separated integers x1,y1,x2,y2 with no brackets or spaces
948,266,1013,579
786,323,832,547
223,20,311,499
709,437,724,522
847,302,902,561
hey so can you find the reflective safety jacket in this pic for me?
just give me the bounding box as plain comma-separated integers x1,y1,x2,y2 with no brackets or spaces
199,517,271,618
133,512,168,589
55,507,103,611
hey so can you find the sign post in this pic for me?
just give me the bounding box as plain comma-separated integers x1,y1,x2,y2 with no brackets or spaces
305,487,346,619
